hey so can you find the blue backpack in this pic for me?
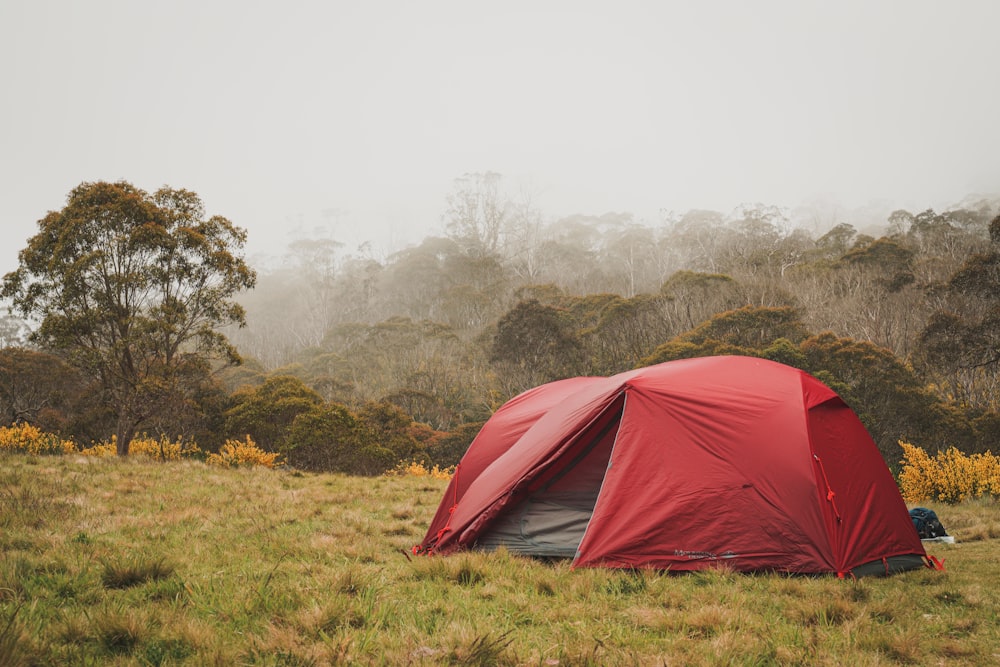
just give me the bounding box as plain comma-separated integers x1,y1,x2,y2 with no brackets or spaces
909,507,947,539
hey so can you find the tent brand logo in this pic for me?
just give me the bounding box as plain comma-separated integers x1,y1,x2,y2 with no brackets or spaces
674,550,737,560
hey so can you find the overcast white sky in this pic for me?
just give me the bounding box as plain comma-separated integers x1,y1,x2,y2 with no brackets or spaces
2,1,999,274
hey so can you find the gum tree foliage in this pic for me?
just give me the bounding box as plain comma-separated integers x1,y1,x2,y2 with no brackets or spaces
814,223,858,258
319,316,468,406
444,171,508,257
659,270,742,332
663,209,729,272
917,214,1000,408
504,192,547,283
671,305,809,349
600,222,659,297
1,181,256,455
276,351,356,404
717,203,790,277
491,299,587,393
841,237,915,291
584,293,668,375
825,237,926,357
0,347,123,444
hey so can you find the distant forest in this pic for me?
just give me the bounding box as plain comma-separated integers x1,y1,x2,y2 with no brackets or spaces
4,174,999,473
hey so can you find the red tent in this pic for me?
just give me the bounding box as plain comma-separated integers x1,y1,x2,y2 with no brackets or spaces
416,356,927,576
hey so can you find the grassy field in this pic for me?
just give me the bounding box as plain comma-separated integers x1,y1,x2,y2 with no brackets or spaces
1,454,999,666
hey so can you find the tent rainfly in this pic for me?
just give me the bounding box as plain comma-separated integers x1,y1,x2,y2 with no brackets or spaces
415,356,931,577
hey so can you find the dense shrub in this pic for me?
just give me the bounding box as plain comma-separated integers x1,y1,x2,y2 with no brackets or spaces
0,423,76,455
899,441,1000,503
284,404,360,472
428,421,483,467
206,436,284,468
224,376,323,452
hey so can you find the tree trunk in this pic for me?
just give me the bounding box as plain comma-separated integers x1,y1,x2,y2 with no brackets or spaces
115,418,135,457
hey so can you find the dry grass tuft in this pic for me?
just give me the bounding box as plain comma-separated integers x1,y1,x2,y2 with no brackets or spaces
100,555,175,590
447,631,515,667
91,605,151,655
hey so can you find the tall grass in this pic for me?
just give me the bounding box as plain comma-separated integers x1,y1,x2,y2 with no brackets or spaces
1,452,998,665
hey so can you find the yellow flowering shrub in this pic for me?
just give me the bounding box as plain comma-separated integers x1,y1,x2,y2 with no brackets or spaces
899,440,1000,504
0,423,76,455
1,427,283,472
128,434,202,461
206,436,284,469
898,442,936,503
79,441,117,457
79,434,202,460
388,460,454,480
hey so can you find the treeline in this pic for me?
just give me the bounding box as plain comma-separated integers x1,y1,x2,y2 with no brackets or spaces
3,175,999,472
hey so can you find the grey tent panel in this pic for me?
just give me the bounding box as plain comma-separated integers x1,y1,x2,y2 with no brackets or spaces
475,401,622,557
475,491,601,557
850,554,927,577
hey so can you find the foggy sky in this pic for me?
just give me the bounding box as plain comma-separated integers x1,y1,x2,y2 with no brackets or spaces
2,1,999,276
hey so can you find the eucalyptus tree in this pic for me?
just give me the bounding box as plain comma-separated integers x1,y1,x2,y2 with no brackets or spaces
2,181,256,454
917,215,1000,407
490,299,588,394
833,237,925,357
659,270,742,332
600,223,659,297
282,236,344,347
814,223,858,259
662,209,729,273
585,293,669,374
444,171,508,257
375,237,455,322
504,190,547,283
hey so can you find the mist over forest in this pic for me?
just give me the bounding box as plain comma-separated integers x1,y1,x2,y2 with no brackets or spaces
225,174,1000,462
3,173,1000,472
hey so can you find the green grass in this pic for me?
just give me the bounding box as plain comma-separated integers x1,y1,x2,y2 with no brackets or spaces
1,453,998,666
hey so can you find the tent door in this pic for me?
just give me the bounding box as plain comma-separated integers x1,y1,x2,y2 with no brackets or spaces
475,398,623,557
